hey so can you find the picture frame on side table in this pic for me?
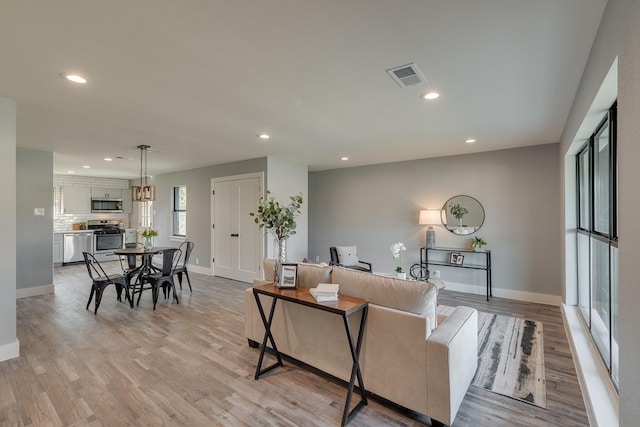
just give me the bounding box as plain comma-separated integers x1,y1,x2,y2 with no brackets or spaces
279,263,298,288
455,254,464,265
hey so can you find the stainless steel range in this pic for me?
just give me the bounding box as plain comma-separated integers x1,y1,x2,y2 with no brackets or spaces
88,220,125,262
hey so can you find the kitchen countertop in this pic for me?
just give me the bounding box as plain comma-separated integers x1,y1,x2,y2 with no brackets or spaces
55,230,94,234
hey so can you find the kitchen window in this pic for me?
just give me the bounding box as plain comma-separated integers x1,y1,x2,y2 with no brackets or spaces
173,185,187,237
139,201,153,228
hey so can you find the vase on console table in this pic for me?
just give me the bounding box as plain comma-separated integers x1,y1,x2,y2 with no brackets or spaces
273,238,287,285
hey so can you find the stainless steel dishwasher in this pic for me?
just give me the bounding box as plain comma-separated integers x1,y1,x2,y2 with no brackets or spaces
63,232,93,264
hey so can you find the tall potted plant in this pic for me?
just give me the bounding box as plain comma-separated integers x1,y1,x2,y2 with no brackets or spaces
250,192,303,283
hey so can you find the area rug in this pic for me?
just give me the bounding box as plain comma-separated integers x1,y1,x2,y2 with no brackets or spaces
438,305,547,408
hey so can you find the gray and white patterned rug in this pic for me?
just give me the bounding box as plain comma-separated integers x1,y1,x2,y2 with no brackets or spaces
438,305,546,408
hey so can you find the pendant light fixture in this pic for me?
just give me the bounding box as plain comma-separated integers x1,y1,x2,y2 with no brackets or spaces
131,145,156,202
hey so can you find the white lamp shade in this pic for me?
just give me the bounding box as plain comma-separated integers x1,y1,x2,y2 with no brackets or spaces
419,209,441,225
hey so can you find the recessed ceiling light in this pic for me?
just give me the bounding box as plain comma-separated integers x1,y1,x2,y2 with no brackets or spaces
82,165,90,169
340,157,349,161
67,171,76,174
104,157,113,161
465,139,476,144
421,92,440,100
61,73,87,84
257,133,270,140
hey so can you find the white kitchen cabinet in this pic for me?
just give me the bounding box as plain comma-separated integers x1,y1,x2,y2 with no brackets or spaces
91,187,122,199
53,233,63,266
62,186,91,214
121,188,132,213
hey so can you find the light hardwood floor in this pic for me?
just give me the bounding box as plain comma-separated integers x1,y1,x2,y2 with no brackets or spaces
2,264,589,426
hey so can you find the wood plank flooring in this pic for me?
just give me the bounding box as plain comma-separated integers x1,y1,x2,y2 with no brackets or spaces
1,264,589,426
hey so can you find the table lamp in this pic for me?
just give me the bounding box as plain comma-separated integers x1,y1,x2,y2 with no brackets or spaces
419,209,441,248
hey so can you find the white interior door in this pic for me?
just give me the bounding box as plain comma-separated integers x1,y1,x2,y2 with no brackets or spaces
212,175,261,283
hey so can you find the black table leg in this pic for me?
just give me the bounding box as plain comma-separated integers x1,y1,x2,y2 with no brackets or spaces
254,293,283,380
340,305,368,426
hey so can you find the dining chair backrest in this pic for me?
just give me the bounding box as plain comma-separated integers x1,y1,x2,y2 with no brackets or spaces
122,242,144,269
83,251,108,280
178,241,194,268
159,248,181,276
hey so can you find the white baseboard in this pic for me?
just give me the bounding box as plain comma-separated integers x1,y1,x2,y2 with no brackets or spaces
16,284,55,299
562,305,618,427
0,338,20,362
187,264,211,275
442,281,563,306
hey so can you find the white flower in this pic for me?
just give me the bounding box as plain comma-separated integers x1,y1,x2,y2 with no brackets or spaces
390,242,406,259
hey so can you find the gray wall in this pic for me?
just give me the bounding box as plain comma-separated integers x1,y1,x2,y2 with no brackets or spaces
17,148,53,290
557,0,639,423
309,144,561,300
0,98,17,357
149,157,267,269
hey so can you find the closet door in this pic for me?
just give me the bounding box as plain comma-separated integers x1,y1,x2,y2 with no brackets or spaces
212,175,261,283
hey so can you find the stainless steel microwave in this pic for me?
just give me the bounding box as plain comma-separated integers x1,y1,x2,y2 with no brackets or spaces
91,198,123,213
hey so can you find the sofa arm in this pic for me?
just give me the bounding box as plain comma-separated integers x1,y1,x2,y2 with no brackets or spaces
426,306,478,426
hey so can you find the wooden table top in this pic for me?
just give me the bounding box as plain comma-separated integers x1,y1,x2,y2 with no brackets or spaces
252,283,367,316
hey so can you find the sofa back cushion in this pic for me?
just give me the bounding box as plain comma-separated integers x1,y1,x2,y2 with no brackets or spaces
263,259,332,288
331,266,437,330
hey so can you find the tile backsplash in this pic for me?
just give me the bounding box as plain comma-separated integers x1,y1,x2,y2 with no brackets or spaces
53,175,132,232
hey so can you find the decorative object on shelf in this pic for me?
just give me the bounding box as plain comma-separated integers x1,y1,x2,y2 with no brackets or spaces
140,227,158,249
441,195,485,235
390,242,406,278
278,263,298,288
131,145,156,202
410,263,429,281
250,192,303,285
449,252,464,265
419,209,440,248
471,236,487,251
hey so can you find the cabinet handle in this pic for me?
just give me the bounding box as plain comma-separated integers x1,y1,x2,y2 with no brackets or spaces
230,233,239,237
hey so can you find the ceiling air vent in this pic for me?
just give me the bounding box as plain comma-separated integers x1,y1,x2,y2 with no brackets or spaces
386,63,426,88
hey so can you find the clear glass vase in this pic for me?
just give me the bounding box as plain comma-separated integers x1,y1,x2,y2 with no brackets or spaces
273,238,287,286
144,236,153,250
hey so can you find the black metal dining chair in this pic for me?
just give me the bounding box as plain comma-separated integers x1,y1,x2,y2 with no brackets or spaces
175,241,194,291
137,248,182,310
82,252,129,314
119,242,144,308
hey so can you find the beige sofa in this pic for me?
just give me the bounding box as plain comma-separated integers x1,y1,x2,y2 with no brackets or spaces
244,260,478,426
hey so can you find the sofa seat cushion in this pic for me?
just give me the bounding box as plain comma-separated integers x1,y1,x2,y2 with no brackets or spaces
331,266,437,332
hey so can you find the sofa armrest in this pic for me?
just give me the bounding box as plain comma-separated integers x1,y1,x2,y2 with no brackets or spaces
426,306,478,426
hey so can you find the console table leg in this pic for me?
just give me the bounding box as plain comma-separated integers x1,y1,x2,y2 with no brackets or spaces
254,294,283,379
340,305,368,426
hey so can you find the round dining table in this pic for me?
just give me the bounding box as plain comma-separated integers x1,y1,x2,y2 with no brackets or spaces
112,246,176,307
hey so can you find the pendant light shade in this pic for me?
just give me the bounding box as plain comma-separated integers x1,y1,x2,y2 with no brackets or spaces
131,145,156,202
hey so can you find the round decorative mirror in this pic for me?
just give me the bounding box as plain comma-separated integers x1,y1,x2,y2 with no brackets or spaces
441,195,485,235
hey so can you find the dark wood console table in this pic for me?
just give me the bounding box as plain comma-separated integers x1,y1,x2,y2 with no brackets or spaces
421,247,492,300
253,283,369,426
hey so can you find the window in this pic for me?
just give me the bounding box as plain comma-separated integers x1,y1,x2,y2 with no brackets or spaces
575,102,617,390
172,186,187,237
139,201,153,228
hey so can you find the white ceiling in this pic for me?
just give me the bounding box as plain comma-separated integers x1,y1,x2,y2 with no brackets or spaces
0,0,607,178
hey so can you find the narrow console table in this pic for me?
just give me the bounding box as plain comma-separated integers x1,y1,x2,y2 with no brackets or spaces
421,247,492,301
253,283,369,426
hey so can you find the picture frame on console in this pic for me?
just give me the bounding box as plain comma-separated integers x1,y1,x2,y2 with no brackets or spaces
450,252,464,265
279,263,298,288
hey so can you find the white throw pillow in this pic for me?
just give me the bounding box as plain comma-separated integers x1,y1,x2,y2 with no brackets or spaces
336,245,359,266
